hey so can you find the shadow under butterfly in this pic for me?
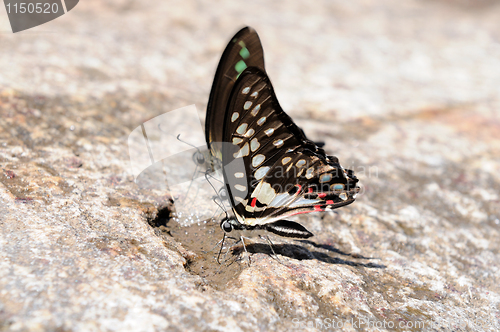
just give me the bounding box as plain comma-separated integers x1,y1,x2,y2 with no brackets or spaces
201,26,360,263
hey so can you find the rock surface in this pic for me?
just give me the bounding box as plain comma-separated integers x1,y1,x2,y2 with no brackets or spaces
1,0,500,331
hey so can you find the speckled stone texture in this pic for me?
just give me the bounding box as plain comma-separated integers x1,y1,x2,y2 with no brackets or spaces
1,0,499,331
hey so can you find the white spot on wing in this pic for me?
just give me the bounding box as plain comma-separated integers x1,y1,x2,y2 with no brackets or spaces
250,138,260,152
273,139,284,148
306,167,314,179
235,184,247,192
252,154,265,167
244,101,252,110
233,142,249,158
251,181,276,205
254,166,270,180
339,193,348,201
242,87,250,94
296,159,306,167
331,183,344,191
282,157,291,165
236,123,248,135
231,112,239,122
251,91,258,98
319,173,332,183
251,104,261,116
264,128,274,136
233,137,243,145
257,117,266,126
244,128,255,137
234,172,244,178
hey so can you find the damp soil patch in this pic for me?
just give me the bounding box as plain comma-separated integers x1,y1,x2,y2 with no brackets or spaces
147,206,247,290
147,206,385,290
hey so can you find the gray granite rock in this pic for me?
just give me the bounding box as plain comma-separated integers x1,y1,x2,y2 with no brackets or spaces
1,0,500,331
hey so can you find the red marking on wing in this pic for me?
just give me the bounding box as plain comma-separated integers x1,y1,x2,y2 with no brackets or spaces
318,193,326,198
289,210,315,217
326,200,334,205
286,204,330,218
251,197,257,207
308,187,313,194
295,184,302,195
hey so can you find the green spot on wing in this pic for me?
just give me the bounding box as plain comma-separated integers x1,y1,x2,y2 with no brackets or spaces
235,60,247,73
238,41,246,48
239,47,250,59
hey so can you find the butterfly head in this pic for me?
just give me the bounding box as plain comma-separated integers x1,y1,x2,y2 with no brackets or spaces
192,150,205,166
220,217,241,233
218,188,229,202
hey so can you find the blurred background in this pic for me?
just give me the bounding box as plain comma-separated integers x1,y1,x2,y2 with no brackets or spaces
2,0,500,119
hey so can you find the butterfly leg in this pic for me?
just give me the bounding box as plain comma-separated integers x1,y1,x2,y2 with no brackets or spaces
217,236,252,266
221,238,237,264
216,233,227,264
218,234,245,264
218,236,241,265
239,236,251,266
259,235,286,266
202,235,225,255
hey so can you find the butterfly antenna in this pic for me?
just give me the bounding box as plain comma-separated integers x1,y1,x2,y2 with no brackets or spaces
212,196,228,219
175,134,207,204
204,172,229,219
176,134,201,153
176,134,207,166
209,198,224,222
204,170,219,194
157,125,204,158
205,170,224,184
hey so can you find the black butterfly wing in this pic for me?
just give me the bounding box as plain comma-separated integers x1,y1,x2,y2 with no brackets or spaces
222,67,359,226
206,27,265,160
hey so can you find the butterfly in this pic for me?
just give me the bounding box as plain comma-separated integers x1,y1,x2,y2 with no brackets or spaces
205,27,360,242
